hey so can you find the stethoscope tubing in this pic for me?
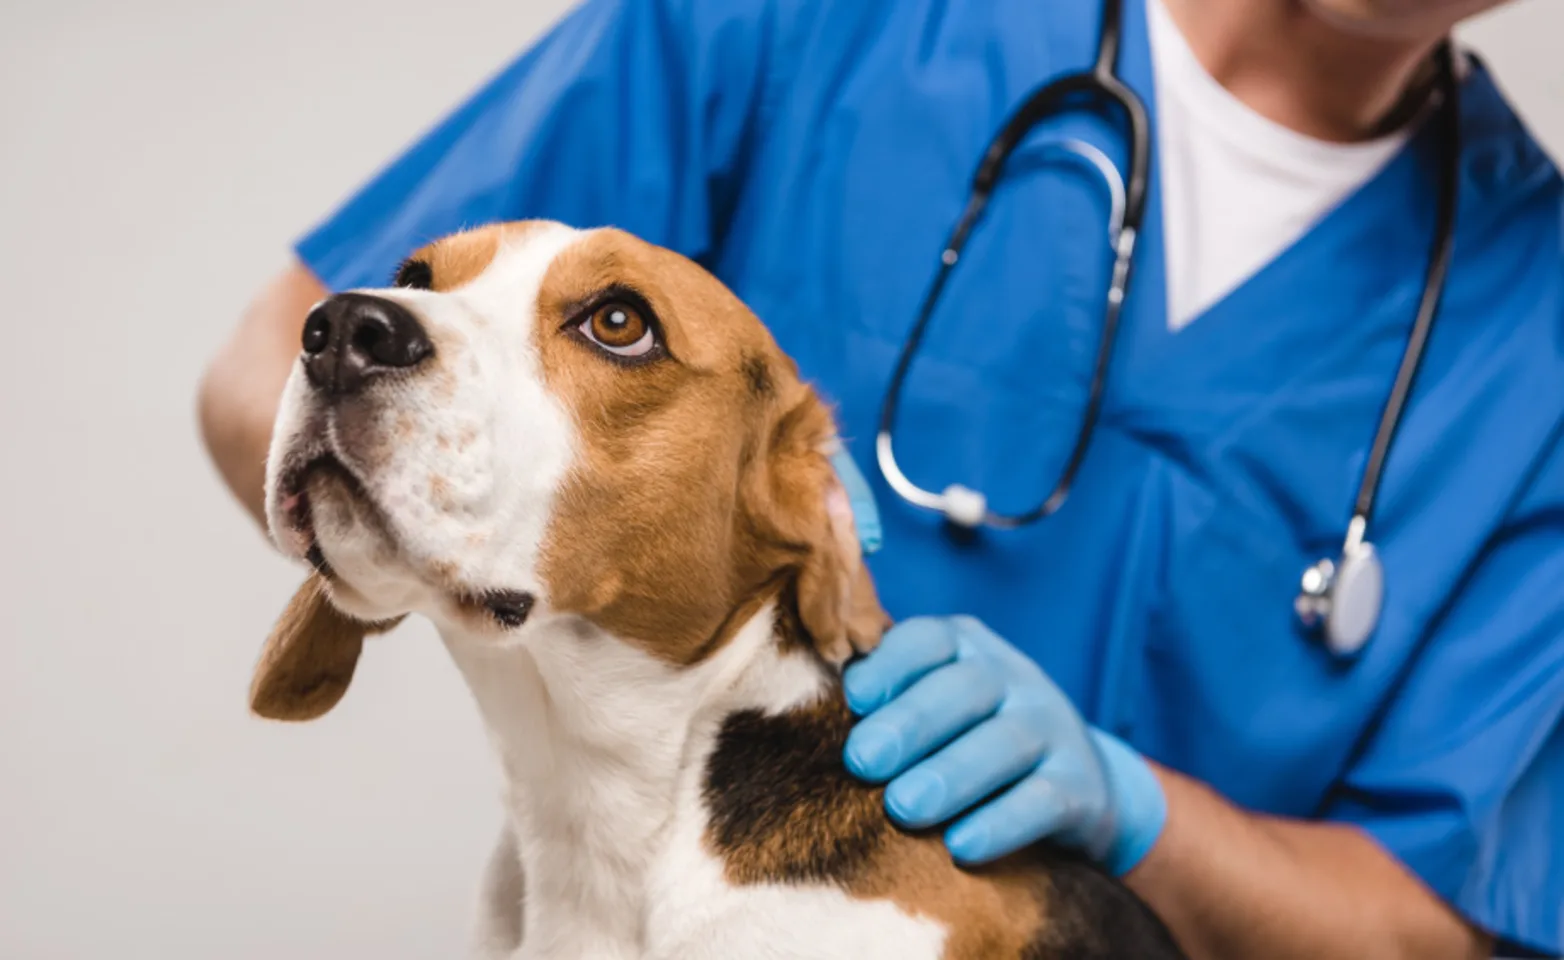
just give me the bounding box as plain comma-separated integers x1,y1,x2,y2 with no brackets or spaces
875,1,1457,542
872,0,1460,656
876,0,1150,529
1351,42,1461,533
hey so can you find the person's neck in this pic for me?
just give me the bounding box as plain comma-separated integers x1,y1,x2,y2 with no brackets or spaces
1161,0,1445,143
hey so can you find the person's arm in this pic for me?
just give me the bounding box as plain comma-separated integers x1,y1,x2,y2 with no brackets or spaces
198,262,325,526
1126,766,1489,960
199,0,809,530
846,434,1564,959
842,617,1497,960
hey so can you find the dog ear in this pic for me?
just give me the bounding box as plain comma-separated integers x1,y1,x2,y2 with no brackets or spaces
249,572,402,721
811,464,890,664
752,389,890,666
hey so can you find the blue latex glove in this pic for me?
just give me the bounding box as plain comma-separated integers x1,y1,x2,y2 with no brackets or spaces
843,616,1166,875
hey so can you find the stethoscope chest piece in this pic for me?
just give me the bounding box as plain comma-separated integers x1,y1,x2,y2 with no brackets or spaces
1294,539,1384,658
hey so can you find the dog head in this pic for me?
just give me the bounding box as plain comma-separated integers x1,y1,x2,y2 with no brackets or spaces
252,222,886,720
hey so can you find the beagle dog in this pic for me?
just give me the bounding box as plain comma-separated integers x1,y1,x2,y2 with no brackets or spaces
252,221,1186,960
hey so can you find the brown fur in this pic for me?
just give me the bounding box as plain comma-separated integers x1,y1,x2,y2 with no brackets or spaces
531,228,885,667
855,819,1053,959
404,222,546,293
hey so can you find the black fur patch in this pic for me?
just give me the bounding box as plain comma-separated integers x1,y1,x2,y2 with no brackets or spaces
703,696,888,884
742,353,773,398
1021,849,1188,959
393,258,433,290
304,542,334,579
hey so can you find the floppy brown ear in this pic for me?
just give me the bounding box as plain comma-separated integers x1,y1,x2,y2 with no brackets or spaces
755,390,891,666
249,572,402,721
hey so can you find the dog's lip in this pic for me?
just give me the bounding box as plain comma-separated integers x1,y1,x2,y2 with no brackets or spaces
281,453,366,513
277,452,381,569
276,450,537,628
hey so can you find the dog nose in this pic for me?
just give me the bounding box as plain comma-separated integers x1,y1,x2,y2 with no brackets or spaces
301,293,433,396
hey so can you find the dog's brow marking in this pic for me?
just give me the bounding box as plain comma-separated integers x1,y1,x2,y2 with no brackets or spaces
742,353,773,398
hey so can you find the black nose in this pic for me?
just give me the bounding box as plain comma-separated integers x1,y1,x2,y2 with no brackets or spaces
301,293,433,396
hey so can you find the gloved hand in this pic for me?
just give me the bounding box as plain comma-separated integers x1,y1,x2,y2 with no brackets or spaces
842,616,1166,875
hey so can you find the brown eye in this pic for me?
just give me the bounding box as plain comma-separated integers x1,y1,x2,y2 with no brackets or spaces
578,301,657,359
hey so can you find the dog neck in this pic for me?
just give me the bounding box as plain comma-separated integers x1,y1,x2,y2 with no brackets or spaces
440,597,832,953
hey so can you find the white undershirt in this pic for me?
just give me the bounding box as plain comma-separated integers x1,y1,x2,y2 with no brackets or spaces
1146,0,1411,331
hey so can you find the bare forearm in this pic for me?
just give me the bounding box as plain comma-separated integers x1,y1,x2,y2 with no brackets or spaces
198,261,325,528
1125,765,1490,960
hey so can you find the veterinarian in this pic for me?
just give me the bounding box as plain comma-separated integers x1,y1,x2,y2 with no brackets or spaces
199,0,1563,956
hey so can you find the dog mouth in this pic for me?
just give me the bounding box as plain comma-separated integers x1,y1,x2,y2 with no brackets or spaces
274,444,538,633
277,452,379,576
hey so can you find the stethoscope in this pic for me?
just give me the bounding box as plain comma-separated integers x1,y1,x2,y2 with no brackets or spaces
874,0,1461,659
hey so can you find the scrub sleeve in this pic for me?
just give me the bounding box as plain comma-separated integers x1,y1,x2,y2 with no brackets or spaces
1322,433,1564,956
295,0,799,294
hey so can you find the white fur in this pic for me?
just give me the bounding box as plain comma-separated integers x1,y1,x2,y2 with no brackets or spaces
446,606,947,960
265,223,583,623
265,223,949,959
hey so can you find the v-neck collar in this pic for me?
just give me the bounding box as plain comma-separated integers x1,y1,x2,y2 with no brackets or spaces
1143,0,1412,333
1104,0,1453,439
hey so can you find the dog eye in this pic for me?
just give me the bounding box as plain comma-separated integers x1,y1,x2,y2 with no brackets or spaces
482,590,535,629
393,258,434,291
578,301,658,359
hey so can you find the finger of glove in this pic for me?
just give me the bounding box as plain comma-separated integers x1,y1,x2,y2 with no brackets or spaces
882,714,1047,829
943,774,1085,865
1030,744,1116,858
844,659,1004,783
842,617,959,716
949,616,1062,689
952,619,1075,721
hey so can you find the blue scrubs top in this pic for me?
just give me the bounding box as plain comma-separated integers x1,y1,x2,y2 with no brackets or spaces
295,0,1564,951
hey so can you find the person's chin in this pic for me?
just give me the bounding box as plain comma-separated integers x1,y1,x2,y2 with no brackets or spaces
1300,0,1505,40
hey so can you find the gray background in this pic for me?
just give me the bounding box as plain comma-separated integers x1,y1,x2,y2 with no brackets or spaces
0,1,1558,957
